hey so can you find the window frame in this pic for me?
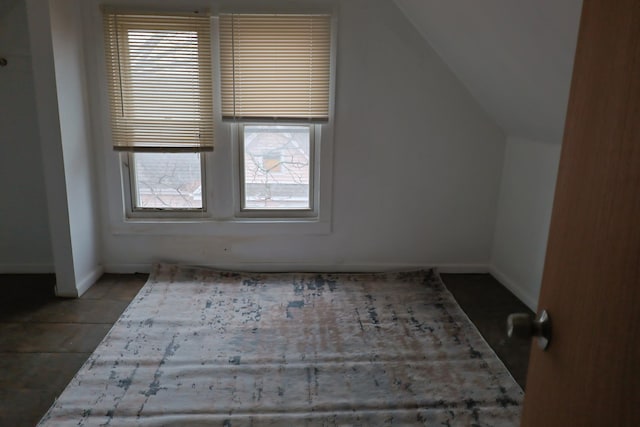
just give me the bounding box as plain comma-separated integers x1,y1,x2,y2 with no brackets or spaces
122,152,209,219
236,122,319,218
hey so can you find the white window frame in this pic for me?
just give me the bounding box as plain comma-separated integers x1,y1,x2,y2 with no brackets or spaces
83,2,337,236
121,152,209,219
236,123,319,219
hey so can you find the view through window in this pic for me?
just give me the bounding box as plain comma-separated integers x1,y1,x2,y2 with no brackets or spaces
242,125,312,210
132,153,203,209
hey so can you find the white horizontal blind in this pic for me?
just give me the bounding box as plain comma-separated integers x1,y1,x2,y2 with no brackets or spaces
103,11,214,152
219,14,331,122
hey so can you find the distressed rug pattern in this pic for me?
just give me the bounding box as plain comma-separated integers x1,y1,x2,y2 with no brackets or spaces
39,264,523,426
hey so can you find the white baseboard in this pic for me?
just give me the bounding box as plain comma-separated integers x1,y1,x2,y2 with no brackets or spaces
55,266,104,298
1,261,533,308
103,263,151,274
0,263,55,274
104,262,491,274
76,266,105,297
488,265,538,311
106,262,537,309
436,264,489,274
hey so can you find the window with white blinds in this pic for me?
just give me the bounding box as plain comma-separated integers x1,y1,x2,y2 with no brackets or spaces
219,14,331,122
103,11,214,152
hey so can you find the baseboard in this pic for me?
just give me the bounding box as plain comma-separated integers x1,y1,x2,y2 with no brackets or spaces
104,262,490,274
106,262,538,310
488,265,538,311
0,263,55,274
103,264,152,274
436,264,489,274
76,266,105,297
55,266,105,298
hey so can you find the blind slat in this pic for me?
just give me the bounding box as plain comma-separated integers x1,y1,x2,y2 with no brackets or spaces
219,13,331,122
103,11,214,152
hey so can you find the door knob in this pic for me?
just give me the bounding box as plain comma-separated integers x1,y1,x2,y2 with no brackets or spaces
507,309,551,350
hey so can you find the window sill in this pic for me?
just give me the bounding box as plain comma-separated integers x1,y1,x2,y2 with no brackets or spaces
110,217,331,236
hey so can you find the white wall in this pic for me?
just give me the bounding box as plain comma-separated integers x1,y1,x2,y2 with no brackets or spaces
490,136,561,309
26,0,102,296
49,0,103,294
394,0,582,143
91,0,506,272
392,0,580,308
0,0,53,273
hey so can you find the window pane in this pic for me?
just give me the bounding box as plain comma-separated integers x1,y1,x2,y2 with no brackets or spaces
243,125,311,210
132,153,203,209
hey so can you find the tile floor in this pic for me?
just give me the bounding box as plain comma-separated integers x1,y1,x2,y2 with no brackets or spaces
441,273,534,388
0,274,147,427
0,272,532,427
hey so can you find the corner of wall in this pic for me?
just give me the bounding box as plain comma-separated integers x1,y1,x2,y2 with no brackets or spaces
488,265,538,310
74,265,104,297
26,0,103,297
489,136,562,312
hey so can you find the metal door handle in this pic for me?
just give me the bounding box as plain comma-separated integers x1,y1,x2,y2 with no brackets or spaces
507,309,552,350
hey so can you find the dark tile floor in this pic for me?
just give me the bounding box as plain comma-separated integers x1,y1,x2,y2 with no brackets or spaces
0,273,147,427
441,273,534,388
0,272,532,426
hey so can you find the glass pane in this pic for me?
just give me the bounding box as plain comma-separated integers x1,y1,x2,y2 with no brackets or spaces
243,125,311,210
132,153,203,209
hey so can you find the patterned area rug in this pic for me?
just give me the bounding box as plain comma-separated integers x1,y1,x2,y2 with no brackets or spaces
39,264,523,426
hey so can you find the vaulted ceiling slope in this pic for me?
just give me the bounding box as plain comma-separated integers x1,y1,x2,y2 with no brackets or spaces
394,0,582,144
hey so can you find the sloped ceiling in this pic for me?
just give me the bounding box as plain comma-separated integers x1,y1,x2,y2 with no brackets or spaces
394,0,583,143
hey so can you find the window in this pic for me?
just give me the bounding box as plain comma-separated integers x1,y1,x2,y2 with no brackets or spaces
241,124,313,211
103,11,214,152
103,10,213,215
219,13,330,217
129,152,204,210
101,10,333,222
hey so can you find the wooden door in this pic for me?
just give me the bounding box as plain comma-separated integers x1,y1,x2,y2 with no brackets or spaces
520,0,640,425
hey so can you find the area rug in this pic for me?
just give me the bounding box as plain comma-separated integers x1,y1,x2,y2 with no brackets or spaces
38,263,523,426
